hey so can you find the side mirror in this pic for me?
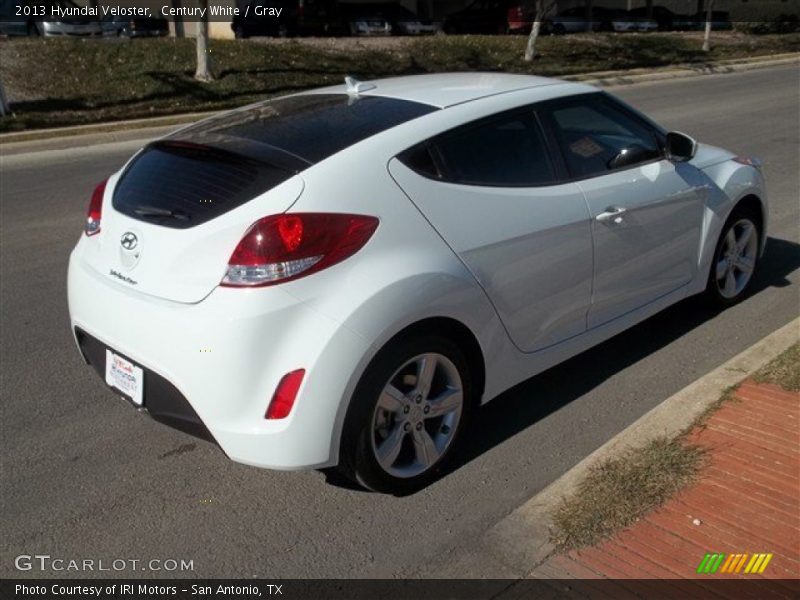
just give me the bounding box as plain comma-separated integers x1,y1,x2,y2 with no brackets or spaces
666,131,698,162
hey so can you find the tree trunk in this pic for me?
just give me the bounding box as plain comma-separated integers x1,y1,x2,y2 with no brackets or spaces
194,0,213,82
524,0,544,62
0,77,10,117
702,0,714,52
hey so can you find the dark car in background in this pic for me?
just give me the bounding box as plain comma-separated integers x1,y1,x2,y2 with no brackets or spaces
102,15,168,37
339,2,392,35
628,5,678,30
376,3,441,35
0,0,37,35
232,0,345,38
544,5,597,34
442,0,513,34
672,10,732,31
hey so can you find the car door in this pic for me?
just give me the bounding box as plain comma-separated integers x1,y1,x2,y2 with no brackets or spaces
389,107,593,353
541,93,707,329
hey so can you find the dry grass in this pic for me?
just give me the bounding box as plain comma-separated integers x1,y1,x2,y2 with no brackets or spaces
550,436,705,552
753,342,800,391
550,342,799,552
1,32,798,132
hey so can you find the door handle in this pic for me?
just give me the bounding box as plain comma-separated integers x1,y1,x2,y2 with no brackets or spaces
596,206,627,225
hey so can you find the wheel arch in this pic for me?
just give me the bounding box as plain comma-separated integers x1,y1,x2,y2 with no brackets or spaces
329,312,490,470
731,193,767,256
375,316,487,405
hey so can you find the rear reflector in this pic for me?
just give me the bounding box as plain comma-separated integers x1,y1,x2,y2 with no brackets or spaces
85,179,107,236
266,369,305,420
222,213,379,287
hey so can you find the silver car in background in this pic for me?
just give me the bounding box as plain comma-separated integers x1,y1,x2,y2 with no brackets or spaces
40,0,102,36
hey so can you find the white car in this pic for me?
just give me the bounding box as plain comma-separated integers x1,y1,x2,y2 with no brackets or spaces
68,73,767,494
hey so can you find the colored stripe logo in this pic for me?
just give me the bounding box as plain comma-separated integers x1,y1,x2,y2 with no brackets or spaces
697,553,773,574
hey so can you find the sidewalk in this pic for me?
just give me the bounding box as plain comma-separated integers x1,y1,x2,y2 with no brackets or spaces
530,378,800,583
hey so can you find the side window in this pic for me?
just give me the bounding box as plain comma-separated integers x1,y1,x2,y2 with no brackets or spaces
399,143,441,180
431,112,557,187
547,96,662,179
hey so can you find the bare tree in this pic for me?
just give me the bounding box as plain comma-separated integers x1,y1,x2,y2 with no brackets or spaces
524,0,555,62
194,0,213,82
702,0,715,52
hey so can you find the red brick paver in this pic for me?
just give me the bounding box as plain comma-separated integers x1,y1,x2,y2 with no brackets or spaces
531,380,800,588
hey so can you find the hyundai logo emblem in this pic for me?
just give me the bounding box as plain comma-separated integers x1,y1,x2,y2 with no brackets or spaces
120,232,138,250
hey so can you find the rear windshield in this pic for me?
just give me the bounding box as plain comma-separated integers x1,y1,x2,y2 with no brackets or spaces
172,93,438,163
113,94,437,228
112,141,296,229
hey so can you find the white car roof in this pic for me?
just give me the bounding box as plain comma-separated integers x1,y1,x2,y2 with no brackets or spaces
307,72,596,109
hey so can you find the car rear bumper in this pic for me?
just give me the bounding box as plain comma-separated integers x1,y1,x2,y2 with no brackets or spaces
67,251,372,470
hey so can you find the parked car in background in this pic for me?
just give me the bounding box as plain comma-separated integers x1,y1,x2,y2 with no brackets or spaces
340,2,392,36
606,10,658,32
545,5,596,35
628,5,678,30
32,0,102,37
102,15,168,37
442,0,512,34
0,0,37,35
378,3,440,35
672,10,732,31
232,0,345,38
506,3,534,34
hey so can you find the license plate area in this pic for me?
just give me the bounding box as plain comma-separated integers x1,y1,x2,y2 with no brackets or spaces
105,349,144,406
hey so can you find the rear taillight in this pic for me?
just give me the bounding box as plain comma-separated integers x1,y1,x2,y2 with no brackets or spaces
222,213,379,287
85,179,107,237
266,369,305,420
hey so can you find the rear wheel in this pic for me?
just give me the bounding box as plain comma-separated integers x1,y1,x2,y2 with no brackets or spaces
705,207,761,307
339,335,473,494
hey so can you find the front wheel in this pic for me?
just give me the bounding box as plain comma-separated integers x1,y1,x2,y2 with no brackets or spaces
339,335,473,494
705,208,761,307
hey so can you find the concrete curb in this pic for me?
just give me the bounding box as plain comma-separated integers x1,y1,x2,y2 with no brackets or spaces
0,52,797,150
0,111,217,145
445,316,799,578
569,52,800,87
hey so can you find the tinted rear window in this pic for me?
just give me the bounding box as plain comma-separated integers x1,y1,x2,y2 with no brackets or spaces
171,94,438,163
112,141,295,229
114,94,437,228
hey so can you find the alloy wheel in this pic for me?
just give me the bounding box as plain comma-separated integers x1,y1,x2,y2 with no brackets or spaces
370,353,463,478
715,218,758,299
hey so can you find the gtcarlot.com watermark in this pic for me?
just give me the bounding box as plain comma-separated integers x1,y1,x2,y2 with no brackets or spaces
14,554,194,572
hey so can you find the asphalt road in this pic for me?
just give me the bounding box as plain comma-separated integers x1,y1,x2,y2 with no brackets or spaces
1,64,798,579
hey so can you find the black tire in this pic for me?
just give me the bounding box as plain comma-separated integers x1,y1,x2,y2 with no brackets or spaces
338,334,474,495
704,205,762,308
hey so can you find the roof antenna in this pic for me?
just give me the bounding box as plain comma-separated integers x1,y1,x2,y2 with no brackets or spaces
345,76,376,95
